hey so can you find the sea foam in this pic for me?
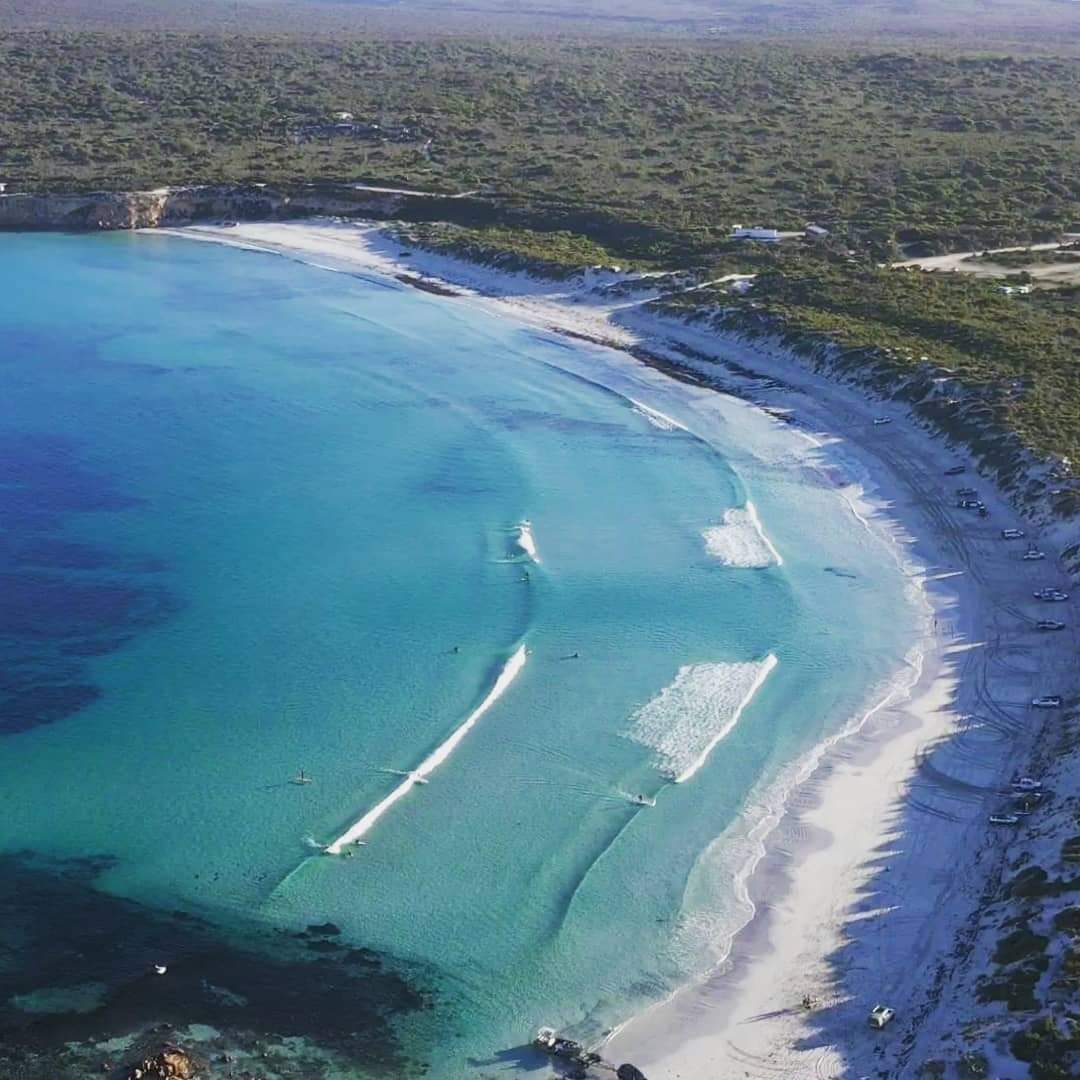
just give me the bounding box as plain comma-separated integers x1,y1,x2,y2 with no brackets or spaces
629,398,689,433
627,655,778,783
515,521,539,562
702,502,782,568
326,644,528,852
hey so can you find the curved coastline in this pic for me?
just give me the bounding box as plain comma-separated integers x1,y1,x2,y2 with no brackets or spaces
151,220,1058,1079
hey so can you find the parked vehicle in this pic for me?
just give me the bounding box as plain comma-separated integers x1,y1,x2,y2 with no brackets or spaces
989,814,1021,825
868,1005,896,1029
1011,778,1042,791
1001,528,1026,539
1032,696,1063,709
945,465,966,476
872,417,892,426
1033,588,1069,602
1036,620,1065,631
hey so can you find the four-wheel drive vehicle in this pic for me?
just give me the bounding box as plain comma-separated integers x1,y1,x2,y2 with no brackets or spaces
868,1004,896,1028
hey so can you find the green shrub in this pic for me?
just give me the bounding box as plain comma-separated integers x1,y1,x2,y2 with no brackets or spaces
1054,906,1080,934
992,928,1049,965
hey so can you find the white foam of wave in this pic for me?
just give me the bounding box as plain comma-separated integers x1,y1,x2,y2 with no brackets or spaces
671,641,925,969
701,501,783,568
627,655,778,783
603,644,928,1058
326,645,528,852
515,520,539,562
629,397,690,433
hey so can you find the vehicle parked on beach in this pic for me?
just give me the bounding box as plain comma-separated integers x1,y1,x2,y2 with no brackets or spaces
1034,588,1069,602
868,1004,896,1028
1032,695,1063,708
957,499,986,510
1001,528,1026,539
1012,777,1043,791
1022,547,1047,561
872,417,892,426
956,487,978,497
989,814,1021,825
945,465,966,476
1036,619,1066,631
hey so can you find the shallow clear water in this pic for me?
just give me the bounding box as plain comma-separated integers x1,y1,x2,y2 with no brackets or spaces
0,232,918,1074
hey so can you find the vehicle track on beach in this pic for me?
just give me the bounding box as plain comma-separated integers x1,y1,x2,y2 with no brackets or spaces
802,408,1052,1079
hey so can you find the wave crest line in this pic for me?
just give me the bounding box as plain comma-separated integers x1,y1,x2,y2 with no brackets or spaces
325,644,528,852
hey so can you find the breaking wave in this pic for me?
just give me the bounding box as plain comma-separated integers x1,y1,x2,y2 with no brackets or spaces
627,655,779,783
515,520,539,562
326,644,528,852
629,398,689,433
702,501,782,568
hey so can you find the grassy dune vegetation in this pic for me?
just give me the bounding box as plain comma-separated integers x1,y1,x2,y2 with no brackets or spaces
661,265,1080,469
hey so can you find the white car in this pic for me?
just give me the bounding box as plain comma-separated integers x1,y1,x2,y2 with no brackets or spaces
1036,620,1066,631
989,814,1021,825
1032,696,1063,709
1012,777,1042,791
868,1004,895,1029
872,417,892,426
1001,528,1026,540
1022,549,1046,561
1034,589,1069,602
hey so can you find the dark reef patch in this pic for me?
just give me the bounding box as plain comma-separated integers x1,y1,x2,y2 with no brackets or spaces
0,433,177,734
0,853,432,1078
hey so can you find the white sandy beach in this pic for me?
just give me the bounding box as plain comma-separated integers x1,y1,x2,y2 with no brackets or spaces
156,220,1078,1079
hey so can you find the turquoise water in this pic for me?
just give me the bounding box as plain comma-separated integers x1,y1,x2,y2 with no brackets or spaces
0,232,918,1074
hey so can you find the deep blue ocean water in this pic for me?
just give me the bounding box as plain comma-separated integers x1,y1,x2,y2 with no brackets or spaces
0,232,919,1076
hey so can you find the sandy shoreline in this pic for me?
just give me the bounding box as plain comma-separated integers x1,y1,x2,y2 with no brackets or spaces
154,220,1075,1078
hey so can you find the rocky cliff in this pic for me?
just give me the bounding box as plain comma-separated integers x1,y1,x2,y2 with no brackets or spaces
0,184,405,231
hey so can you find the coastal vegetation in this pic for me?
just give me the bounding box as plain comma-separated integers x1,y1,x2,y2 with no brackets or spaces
401,223,621,278
654,260,1080,469
2,32,1078,262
